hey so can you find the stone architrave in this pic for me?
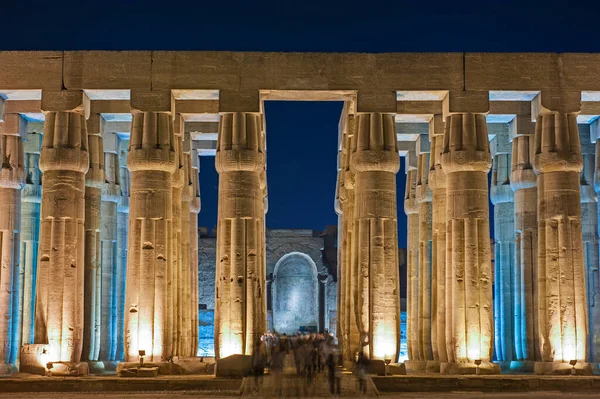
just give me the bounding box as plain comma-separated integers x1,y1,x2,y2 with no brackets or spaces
125,110,177,362
35,96,90,364
580,127,599,363
510,133,540,365
0,125,25,373
189,152,200,356
533,111,588,369
404,168,419,362
116,138,130,361
429,134,448,364
490,131,515,368
214,112,266,359
441,113,495,373
82,133,104,362
20,132,42,347
416,151,433,363
100,150,121,362
351,113,400,360
180,153,193,357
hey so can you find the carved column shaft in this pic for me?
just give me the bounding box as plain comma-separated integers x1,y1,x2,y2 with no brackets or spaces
125,111,176,362
35,110,89,363
116,138,129,361
533,112,587,362
404,168,419,361
351,113,399,360
215,112,265,358
189,155,200,356
180,153,193,357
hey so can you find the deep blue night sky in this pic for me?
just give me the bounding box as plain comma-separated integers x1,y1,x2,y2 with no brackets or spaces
3,0,598,247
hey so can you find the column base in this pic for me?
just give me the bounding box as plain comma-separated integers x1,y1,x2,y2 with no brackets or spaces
215,354,252,377
388,363,407,375
0,364,18,375
46,362,89,376
440,361,500,375
509,360,535,373
534,361,593,375
117,361,176,376
404,360,427,373
494,360,511,373
86,361,106,374
426,360,441,373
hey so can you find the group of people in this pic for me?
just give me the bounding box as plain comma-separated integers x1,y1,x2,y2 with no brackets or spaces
250,330,370,397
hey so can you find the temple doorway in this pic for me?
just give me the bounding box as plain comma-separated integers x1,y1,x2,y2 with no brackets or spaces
272,252,319,334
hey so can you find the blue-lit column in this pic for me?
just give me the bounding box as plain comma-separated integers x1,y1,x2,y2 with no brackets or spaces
116,137,129,361
490,127,515,370
0,116,25,374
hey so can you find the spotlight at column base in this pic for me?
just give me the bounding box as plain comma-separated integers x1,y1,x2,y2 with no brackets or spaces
534,361,594,375
440,361,500,375
45,362,90,376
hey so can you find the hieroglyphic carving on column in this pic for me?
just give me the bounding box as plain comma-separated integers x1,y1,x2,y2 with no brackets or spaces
404,168,419,361
351,113,400,360
189,151,201,356
258,167,268,339
441,113,493,368
20,132,42,347
116,138,129,361
82,132,104,361
416,151,433,362
510,133,540,362
490,131,515,365
35,100,89,363
215,112,266,358
429,133,448,363
579,127,599,363
0,125,25,372
125,111,177,362
100,148,121,361
533,112,587,363
180,152,193,356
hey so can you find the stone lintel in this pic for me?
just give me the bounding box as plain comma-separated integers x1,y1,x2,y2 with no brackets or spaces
41,90,84,112
489,100,532,116
429,114,445,138
0,113,27,138
3,99,41,114
509,115,536,139
581,101,600,115
130,89,172,113
0,51,63,90
532,90,581,117
396,100,443,115
357,91,397,113
86,98,130,115
172,98,219,115
443,90,489,118
490,132,512,157
23,131,43,154
103,131,120,154
219,90,260,113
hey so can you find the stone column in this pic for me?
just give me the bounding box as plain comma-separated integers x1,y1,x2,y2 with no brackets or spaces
20,132,42,347
100,146,121,362
189,151,201,356
490,130,515,369
510,130,540,368
441,112,496,374
125,93,177,362
533,106,588,373
82,132,104,362
404,167,419,362
214,112,265,359
580,127,599,363
429,123,449,364
180,152,193,357
351,113,400,360
35,92,89,366
416,149,433,365
0,118,25,373
116,138,129,361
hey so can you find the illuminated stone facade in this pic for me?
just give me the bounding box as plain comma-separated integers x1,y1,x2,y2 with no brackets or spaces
0,52,599,375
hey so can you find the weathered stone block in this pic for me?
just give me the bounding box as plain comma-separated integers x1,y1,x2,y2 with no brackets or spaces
215,354,252,377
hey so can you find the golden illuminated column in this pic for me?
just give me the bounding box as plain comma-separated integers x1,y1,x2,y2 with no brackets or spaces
214,112,266,359
100,142,121,362
82,129,104,362
189,151,201,356
125,91,177,362
351,112,399,360
35,92,89,364
510,125,540,367
20,131,43,347
116,138,129,361
404,166,419,362
180,152,193,357
0,117,25,373
416,147,433,364
533,96,588,374
490,129,515,368
428,117,449,365
579,126,599,363
440,104,496,374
